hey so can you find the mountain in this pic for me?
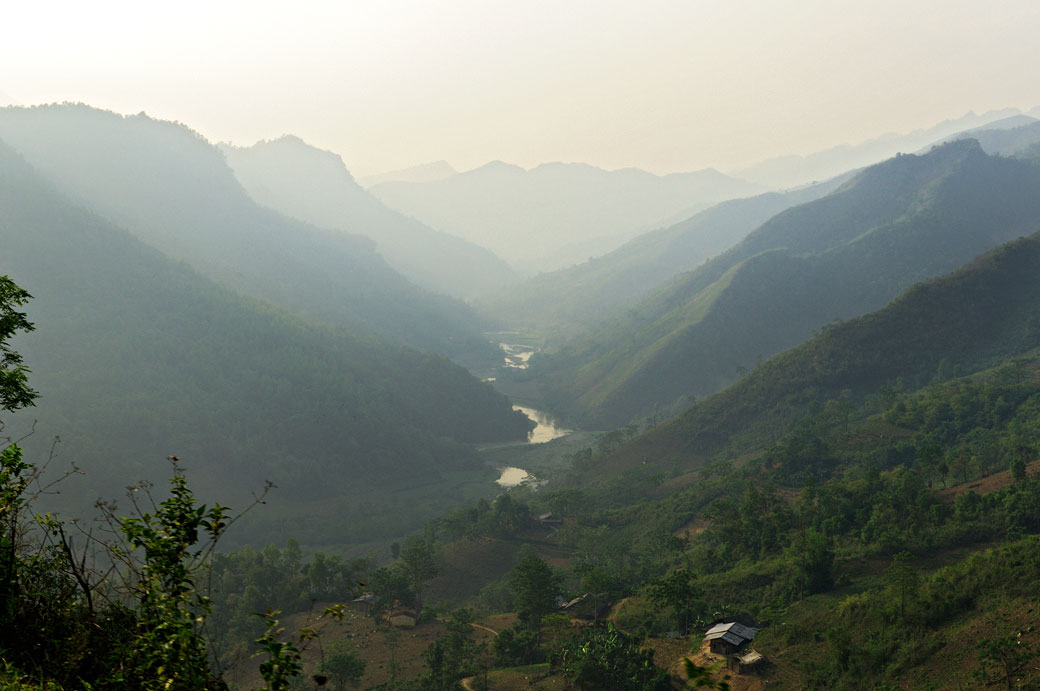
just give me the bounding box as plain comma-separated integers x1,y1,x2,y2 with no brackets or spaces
733,108,1027,189
221,138,513,298
369,161,764,274
924,118,1040,157
357,160,457,188
532,140,1040,427
598,230,1040,475
0,104,494,362
477,175,851,338
0,138,532,543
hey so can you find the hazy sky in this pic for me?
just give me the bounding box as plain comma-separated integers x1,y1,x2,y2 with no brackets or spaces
3,0,1039,177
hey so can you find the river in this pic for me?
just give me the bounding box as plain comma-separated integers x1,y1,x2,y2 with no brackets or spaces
489,341,575,487
513,405,571,443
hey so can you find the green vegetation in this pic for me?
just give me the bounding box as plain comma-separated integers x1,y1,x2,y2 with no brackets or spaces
477,180,842,339
532,140,1040,427
0,104,497,363
0,139,531,546
598,230,1040,476
548,624,671,691
222,136,516,300
0,276,37,411
5,114,1040,690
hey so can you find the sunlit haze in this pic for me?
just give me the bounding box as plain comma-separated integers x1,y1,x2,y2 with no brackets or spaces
4,0,1040,175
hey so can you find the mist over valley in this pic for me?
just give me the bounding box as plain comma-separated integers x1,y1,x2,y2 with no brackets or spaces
3,4,1040,687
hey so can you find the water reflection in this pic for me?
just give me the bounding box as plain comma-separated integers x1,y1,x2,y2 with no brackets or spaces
514,405,571,443
501,343,534,369
496,466,533,487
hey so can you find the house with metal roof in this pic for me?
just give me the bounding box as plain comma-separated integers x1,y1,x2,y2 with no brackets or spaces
559,592,610,621
350,592,380,614
703,621,759,655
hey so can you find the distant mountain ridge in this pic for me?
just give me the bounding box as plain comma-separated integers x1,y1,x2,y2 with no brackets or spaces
221,136,516,298
532,140,1040,427
0,104,495,361
357,160,457,187
477,174,852,338
922,118,1040,157
369,160,764,273
733,108,1030,188
0,138,532,542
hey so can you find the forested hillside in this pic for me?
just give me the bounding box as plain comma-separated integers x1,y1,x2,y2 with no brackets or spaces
927,117,1040,156
338,231,1040,689
591,231,1040,477
0,139,532,544
221,136,515,298
532,140,1040,427
0,104,495,363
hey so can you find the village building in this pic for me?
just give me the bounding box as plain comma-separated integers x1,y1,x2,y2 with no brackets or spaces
350,592,379,614
703,620,759,655
538,512,563,527
386,607,420,628
559,593,610,621
728,649,765,674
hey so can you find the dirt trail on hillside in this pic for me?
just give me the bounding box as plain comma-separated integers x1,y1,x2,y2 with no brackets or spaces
939,459,1040,503
470,622,499,637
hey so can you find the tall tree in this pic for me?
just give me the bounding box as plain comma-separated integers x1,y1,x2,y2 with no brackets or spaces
973,633,1038,691
646,569,702,635
886,551,919,622
0,276,37,413
399,535,438,604
509,548,560,629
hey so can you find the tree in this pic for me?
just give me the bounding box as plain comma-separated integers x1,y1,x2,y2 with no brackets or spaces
1010,456,1027,484
683,657,731,689
973,633,1038,691
322,638,366,689
493,623,541,666
110,463,233,689
399,534,438,604
369,565,414,613
885,551,919,623
508,548,560,629
646,569,702,635
551,623,671,691
793,529,834,595
418,608,480,690
0,276,38,412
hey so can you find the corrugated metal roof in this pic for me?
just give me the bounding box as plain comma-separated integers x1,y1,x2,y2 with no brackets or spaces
739,650,763,664
721,632,744,646
703,621,758,643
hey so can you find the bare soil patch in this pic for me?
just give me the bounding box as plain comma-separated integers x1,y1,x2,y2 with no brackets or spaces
938,459,1040,504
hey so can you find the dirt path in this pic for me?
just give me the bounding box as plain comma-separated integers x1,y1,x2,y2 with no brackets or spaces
471,622,500,637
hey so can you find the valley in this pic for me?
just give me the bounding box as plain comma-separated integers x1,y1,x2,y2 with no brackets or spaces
3,55,1040,690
